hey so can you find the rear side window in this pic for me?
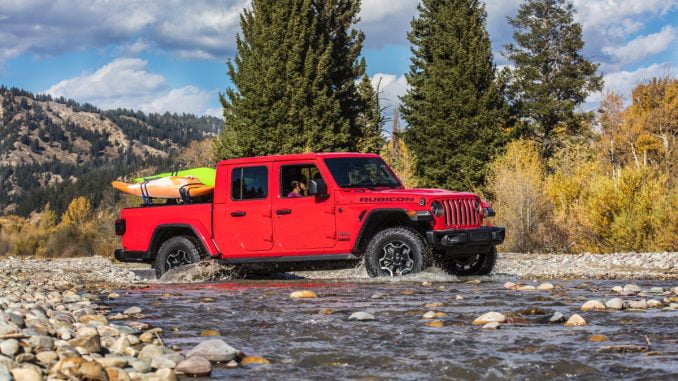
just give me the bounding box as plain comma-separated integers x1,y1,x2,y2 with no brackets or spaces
232,166,268,200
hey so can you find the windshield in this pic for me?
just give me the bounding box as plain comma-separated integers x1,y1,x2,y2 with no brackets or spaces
324,157,402,188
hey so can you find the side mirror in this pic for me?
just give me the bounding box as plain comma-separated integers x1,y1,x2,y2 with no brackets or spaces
308,179,328,196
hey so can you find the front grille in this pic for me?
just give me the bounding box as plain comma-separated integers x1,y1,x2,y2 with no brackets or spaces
441,198,482,227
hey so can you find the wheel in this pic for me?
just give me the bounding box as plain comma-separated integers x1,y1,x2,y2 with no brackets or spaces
364,227,427,277
442,246,496,276
154,236,206,278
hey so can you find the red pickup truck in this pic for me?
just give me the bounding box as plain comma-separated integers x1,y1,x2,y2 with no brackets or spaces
115,153,505,278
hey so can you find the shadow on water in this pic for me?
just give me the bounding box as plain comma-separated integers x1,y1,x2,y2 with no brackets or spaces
114,267,678,380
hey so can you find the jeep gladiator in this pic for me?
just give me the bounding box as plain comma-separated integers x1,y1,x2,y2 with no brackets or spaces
114,153,505,278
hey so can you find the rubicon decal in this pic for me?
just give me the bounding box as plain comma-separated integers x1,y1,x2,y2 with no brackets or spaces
359,197,415,202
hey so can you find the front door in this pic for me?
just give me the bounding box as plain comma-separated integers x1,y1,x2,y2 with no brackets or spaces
215,164,273,254
272,162,336,250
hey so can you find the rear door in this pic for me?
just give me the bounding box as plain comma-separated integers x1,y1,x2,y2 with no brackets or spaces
214,164,273,254
272,161,336,250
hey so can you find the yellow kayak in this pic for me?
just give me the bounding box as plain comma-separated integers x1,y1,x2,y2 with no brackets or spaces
112,176,214,199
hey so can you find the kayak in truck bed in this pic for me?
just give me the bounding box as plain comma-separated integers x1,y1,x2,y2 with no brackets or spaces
133,167,216,187
112,176,214,199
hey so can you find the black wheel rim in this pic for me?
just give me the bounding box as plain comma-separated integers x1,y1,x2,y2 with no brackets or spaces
165,249,191,270
378,241,415,276
449,253,482,272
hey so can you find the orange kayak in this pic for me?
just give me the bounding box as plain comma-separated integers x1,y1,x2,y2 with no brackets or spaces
112,176,214,199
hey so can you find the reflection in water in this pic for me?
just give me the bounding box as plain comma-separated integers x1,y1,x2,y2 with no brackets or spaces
109,277,678,380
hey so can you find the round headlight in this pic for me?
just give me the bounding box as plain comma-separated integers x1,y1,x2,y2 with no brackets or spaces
431,201,443,217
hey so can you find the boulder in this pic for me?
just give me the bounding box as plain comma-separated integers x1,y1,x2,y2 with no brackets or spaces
185,340,237,362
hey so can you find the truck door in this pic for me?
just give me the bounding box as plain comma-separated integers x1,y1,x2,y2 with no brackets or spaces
272,162,336,250
214,164,273,253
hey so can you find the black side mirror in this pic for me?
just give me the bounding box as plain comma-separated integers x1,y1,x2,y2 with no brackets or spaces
308,179,328,196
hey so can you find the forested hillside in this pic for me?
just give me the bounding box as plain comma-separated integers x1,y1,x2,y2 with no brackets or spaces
0,86,220,217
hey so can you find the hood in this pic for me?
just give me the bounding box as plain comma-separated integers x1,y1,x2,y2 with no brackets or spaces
339,187,478,204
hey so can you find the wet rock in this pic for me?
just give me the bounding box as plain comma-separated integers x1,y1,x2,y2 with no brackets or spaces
472,312,506,325
0,340,19,357
649,287,664,293
518,308,548,316
537,282,554,291
517,285,536,291
140,328,163,343
370,292,385,299
107,293,121,299
105,367,131,381
605,298,624,310
612,286,623,293
225,360,238,368
240,356,270,365
503,282,518,290
588,334,609,342
548,312,566,323
139,344,165,362
200,329,220,337
348,312,375,321
421,281,432,287
123,307,142,315
564,314,587,326
482,322,500,330
289,290,318,299
176,356,211,377
627,300,647,309
425,320,444,327
401,289,416,295
185,339,237,362
455,295,464,300
623,284,641,294
68,334,101,354
422,311,436,319
598,345,648,353
150,356,176,369
424,302,444,308
581,300,606,311
647,299,663,308
10,367,41,381
80,315,108,325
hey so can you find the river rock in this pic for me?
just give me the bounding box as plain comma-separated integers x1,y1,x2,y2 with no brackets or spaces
424,302,444,308
472,312,506,325
623,284,641,294
142,368,176,381
649,287,664,293
240,356,270,365
0,340,19,357
588,334,609,342
348,312,375,321
10,367,41,381
605,298,624,310
109,335,131,354
370,292,385,299
139,344,165,362
175,356,211,377
123,307,142,315
130,359,151,373
627,300,647,309
482,322,500,330
564,314,587,326
29,335,54,350
95,356,128,368
537,282,554,291
422,311,436,319
318,308,333,316
289,290,318,299
425,320,444,327
503,282,518,290
581,300,606,311
200,329,220,337
151,356,176,369
185,339,237,362
647,299,663,308
612,286,623,293
140,328,163,343
517,285,536,291
105,367,131,381
52,357,106,380
548,312,566,323
35,350,57,366
68,334,101,354
455,295,464,300
0,364,10,381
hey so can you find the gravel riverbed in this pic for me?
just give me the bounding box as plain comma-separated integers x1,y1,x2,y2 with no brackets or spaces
0,252,676,380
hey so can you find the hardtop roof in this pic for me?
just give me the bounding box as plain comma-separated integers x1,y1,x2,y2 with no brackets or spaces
217,152,381,166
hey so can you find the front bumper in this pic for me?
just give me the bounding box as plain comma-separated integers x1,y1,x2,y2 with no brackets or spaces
426,226,505,252
114,249,152,263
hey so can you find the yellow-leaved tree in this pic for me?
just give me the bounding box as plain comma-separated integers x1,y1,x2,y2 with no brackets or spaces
61,196,92,225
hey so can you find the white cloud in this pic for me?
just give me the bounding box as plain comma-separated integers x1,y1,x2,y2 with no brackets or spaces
44,58,217,115
585,62,673,108
602,26,676,64
358,0,418,47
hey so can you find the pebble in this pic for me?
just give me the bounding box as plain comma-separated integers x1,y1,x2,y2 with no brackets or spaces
588,334,609,342
564,314,587,326
68,334,102,354
176,356,211,376
503,282,518,290
139,344,165,361
200,329,221,337
623,284,642,294
421,281,432,287
605,298,624,310
289,290,318,299
548,312,566,323
455,295,464,300
151,356,176,369
424,302,444,308
425,320,444,327
422,311,436,319
0,340,19,357
612,286,623,293
240,356,271,365
472,312,506,325
537,282,554,291
124,306,142,315
647,299,663,308
581,300,606,311
482,322,500,330
627,300,648,309
185,339,237,362
105,367,131,381
650,287,664,293
10,367,41,381
517,285,536,291
348,312,375,321
370,292,385,299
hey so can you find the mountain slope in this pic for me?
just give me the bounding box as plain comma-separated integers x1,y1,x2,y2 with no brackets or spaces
0,86,221,216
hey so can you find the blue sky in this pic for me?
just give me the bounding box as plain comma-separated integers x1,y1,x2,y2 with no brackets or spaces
0,0,676,118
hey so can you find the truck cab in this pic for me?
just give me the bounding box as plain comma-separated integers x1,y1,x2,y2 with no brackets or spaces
115,153,505,278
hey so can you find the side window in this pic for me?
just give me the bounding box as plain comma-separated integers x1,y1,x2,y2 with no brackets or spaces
281,164,322,198
232,166,268,200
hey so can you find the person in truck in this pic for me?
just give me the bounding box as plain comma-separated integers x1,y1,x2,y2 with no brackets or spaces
287,180,306,198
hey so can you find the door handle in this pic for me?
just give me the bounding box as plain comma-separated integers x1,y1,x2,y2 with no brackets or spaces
275,209,292,215
231,211,246,217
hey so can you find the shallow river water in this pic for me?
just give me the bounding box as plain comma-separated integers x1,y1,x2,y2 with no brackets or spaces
107,274,678,380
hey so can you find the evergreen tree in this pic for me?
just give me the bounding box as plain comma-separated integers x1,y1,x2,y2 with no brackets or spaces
502,0,603,159
401,0,507,191
214,0,369,159
356,71,386,153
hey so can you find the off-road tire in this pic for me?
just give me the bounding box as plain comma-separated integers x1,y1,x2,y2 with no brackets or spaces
154,235,207,278
441,245,496,276
364,227,428,277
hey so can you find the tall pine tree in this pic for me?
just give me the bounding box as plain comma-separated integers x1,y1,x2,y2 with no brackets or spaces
502,0,602,159
356,71,386,153
401,0,506,191
214,0,375,159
